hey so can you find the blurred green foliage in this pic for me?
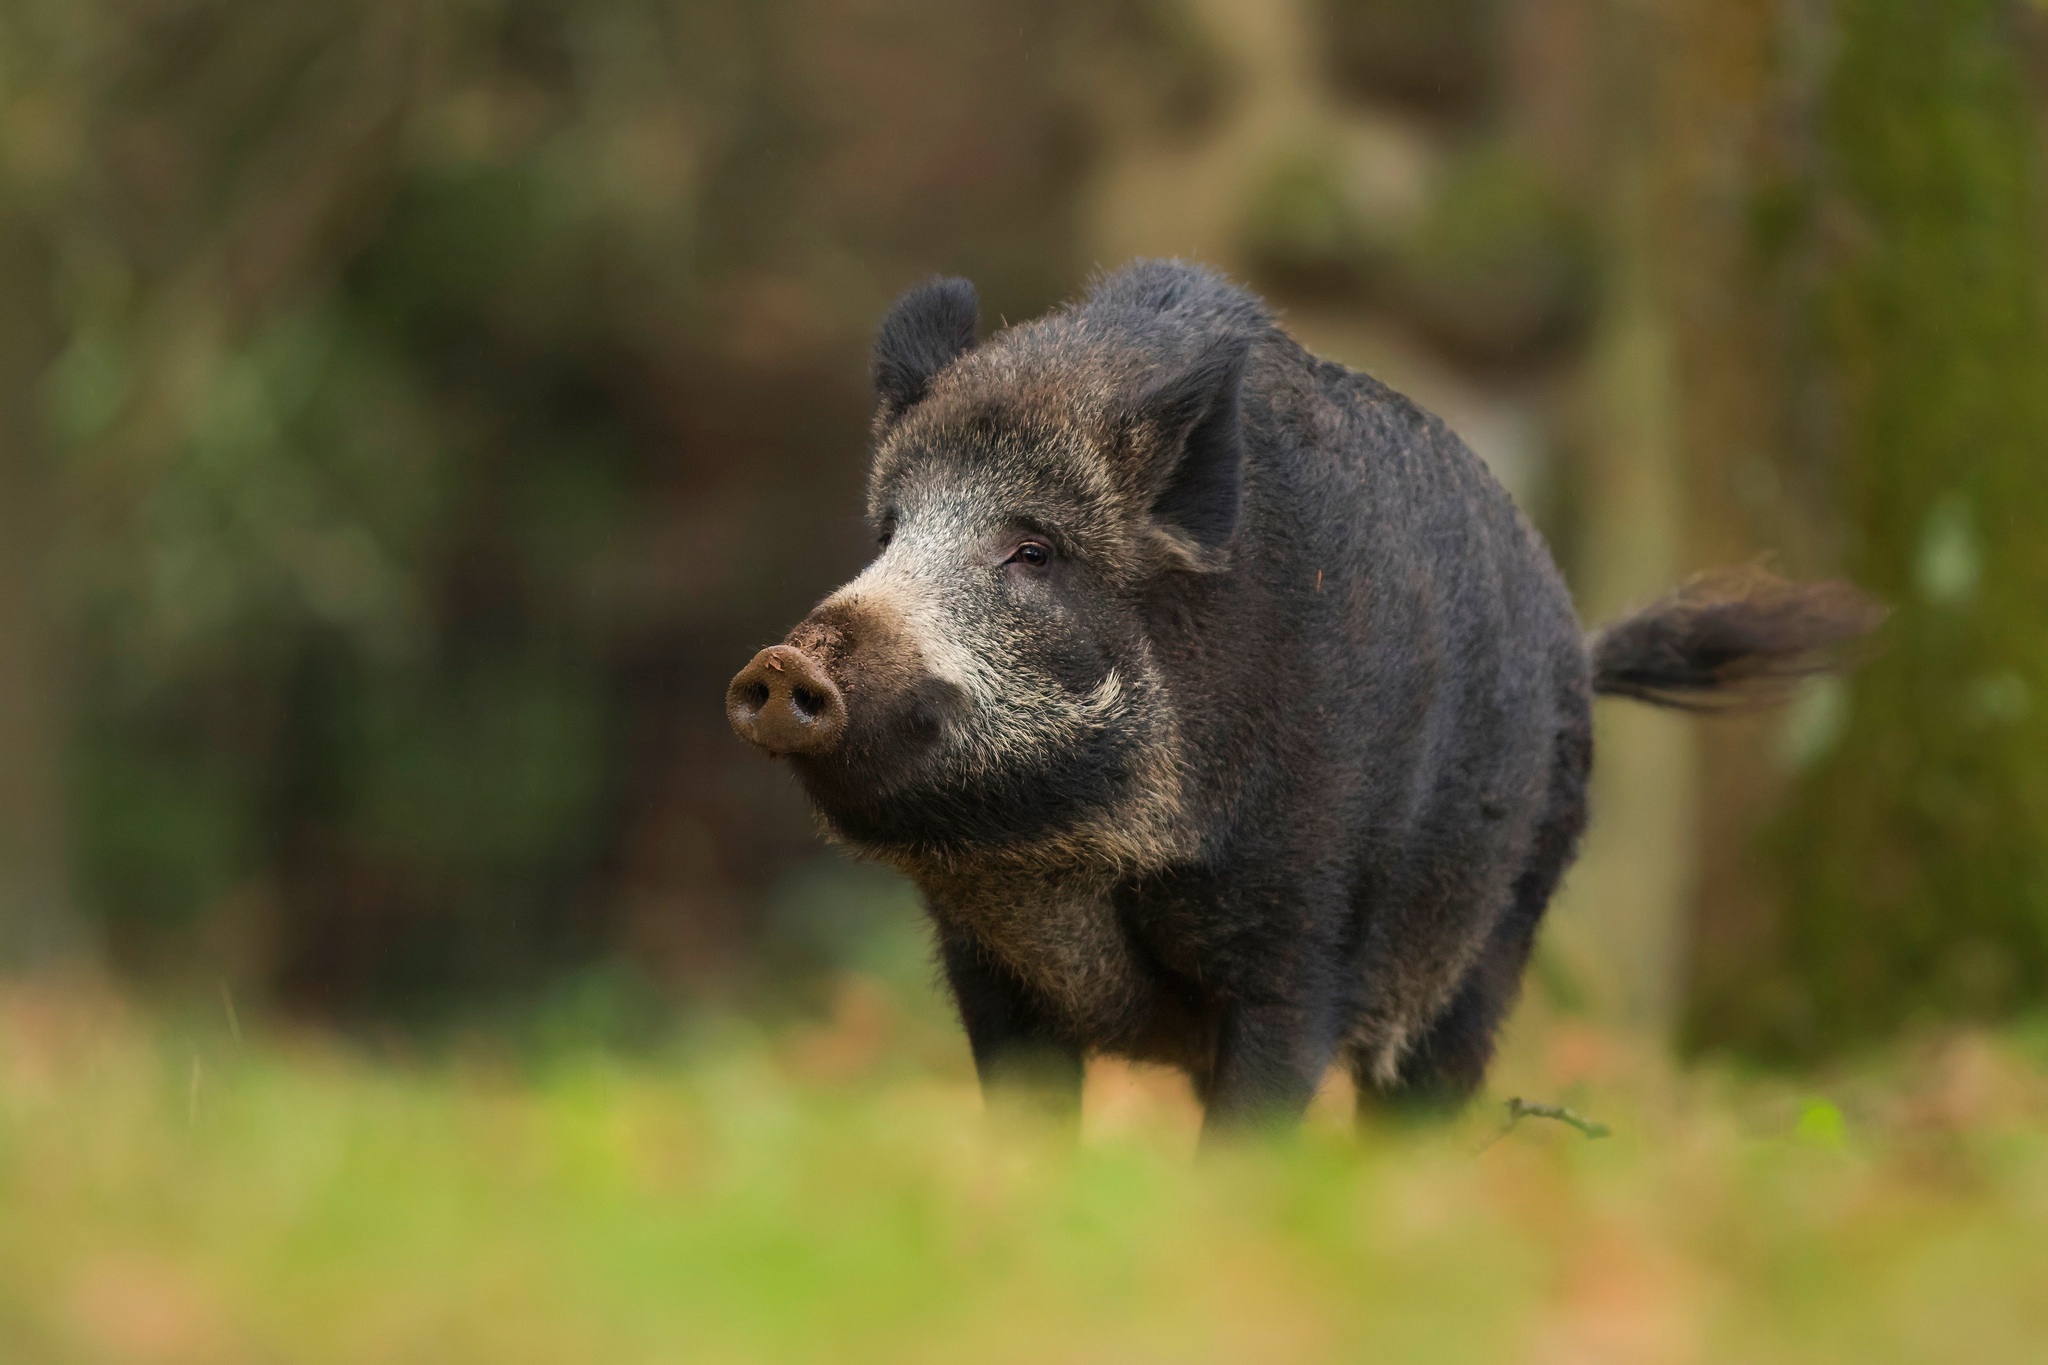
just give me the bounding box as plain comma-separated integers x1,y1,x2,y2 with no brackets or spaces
1,0,1169,1013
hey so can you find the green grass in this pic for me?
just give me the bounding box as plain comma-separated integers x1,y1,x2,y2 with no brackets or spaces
3,979,2046,1364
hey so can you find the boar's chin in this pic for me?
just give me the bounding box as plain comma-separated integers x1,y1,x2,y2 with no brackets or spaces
790,726,1133,865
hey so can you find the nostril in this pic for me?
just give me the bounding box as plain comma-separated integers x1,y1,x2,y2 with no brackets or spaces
740,680,771,712
790,685,825,718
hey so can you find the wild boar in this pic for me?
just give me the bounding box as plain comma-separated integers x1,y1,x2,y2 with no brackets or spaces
727,261,1880,1133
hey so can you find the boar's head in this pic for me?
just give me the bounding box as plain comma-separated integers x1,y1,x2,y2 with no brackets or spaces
728,270,1251,872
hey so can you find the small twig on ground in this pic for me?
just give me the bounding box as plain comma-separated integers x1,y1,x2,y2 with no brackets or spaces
1477,1096,1611,1152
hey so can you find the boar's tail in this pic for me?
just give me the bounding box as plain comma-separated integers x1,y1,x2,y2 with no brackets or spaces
1586,567,1887,712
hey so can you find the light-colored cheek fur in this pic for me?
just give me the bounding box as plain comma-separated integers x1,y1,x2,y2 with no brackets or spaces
912,650,1200,1042
827,530,1196,876
1014,652,1198,875
821,523,1202,1039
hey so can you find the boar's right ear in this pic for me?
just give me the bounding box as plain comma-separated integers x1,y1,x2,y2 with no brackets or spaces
872,277,979,428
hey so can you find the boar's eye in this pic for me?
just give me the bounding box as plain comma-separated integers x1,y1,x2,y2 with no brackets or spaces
1005,540,1052,570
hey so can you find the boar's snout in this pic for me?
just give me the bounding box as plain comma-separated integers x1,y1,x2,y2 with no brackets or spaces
727,644,847,756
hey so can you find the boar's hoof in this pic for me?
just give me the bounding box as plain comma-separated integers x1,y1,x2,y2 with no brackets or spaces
727,645,847,756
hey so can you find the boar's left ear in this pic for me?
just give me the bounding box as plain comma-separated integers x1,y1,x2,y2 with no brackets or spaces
872,277,979,428
1131,333,1250,570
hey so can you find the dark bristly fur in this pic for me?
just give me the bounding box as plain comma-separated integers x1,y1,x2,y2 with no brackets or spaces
726,260,1884,1137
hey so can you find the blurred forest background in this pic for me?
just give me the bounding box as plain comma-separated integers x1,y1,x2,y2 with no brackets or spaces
2,0,2045,1064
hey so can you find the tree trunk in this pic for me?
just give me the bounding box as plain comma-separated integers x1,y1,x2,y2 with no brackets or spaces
1654,0,1825,1052
1521,0,1700,1037
1686,0,2048,1057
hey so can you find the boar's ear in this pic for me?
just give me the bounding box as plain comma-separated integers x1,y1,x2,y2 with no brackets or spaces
1133,333,1250,570
872,277,979,427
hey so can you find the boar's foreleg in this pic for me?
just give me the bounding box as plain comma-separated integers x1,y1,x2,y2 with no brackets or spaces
938,929,1084,1121
1200,997,1344,1138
